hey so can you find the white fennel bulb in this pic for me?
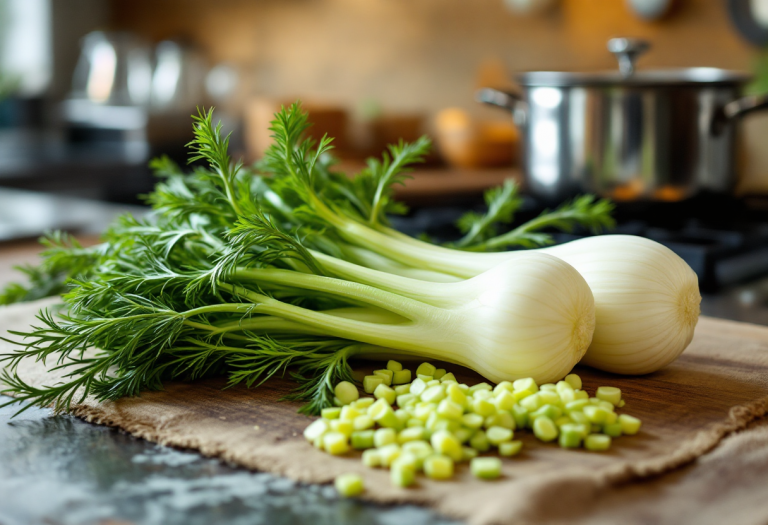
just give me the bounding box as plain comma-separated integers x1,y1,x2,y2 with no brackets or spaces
540,236,700,374
326,222,700,375
234,252,596,384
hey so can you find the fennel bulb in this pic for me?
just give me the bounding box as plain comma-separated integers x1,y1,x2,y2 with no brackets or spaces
231,252,596,384
543,236,700,374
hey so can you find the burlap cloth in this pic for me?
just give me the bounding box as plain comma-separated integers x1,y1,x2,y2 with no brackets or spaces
2,298,768,525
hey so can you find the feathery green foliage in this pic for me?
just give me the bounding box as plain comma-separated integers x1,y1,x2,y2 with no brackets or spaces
0,232,105,306
0,106,363,415
453,179,522,248
460,194,615,251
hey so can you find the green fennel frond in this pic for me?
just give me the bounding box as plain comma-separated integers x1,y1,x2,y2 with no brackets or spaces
187,107,244,215
452,179,522,248
462,194,616,251
263,102,335,201
281,343,358,415
0,232,105,306
145,160,234,225
212,210,326,282
364,136,431,226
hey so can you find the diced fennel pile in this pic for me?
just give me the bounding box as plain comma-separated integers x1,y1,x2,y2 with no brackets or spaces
310,362,642,492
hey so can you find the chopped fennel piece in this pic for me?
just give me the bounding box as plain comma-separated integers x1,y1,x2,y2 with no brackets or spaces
596,386,622,406
471,457,502,480
394,384,411,396
374,427,397,448
353,397,374,409
362,449,380,467
303,419,329,442
486,426,513,445
436,399,464,420
440,372,457,383
416,362,436,377
564,374,582,390
421,385,446,404
321,407,342,420
369,399,400,428
340,405,361,421
377,443,402,467
393,369,412,385
398,427,426,444
618,414,642,435
353,415,374,431
351,430,375,449
603,422,623,438
447,383,467,405
469,429,490,452
582,405,609,424
499,440,523,457
423,454,454,480
329,419,353,437
431,429,463,461
532,416,558,442
323,431,350,455
513,377,538,393
374,369,394,386
585,434,612,451
363,375,384,394
409,378,428,396
391,461,416,487
334,381,359,405
373,383,396,405
335,473,364,497
558,424,583,448
469,382,493,393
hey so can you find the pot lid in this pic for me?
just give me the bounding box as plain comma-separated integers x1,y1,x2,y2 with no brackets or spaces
516,68,753,88
515,38,753,88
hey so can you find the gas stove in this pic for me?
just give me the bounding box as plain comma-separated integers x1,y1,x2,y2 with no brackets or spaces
391,193,768,293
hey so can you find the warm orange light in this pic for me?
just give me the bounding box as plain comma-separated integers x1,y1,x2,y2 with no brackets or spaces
653,185,689,202
610,179,645,201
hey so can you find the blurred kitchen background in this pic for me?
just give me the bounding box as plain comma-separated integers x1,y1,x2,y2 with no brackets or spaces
3,0,768,319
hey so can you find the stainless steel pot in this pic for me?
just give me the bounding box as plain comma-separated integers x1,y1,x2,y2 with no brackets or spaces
478,38,768,202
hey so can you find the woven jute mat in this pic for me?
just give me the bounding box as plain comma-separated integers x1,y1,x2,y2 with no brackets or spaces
2,298,768,525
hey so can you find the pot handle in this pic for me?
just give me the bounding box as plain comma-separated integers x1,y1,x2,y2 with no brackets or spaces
475,88,529,126
712,93,768,135
723,94,768,120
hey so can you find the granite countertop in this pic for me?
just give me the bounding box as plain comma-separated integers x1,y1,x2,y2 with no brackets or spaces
0,402,458,525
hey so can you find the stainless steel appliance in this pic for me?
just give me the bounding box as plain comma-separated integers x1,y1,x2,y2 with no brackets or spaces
478,38,768,202
61,32,207,168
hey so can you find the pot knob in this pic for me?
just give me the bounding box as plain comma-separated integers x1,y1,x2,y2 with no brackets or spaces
607,38,650,77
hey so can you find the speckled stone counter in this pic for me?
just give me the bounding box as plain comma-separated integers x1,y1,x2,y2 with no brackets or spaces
0,401,459,525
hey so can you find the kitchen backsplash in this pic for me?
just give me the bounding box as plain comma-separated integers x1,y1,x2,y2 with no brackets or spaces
106,0,768,191
110,0,756,113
